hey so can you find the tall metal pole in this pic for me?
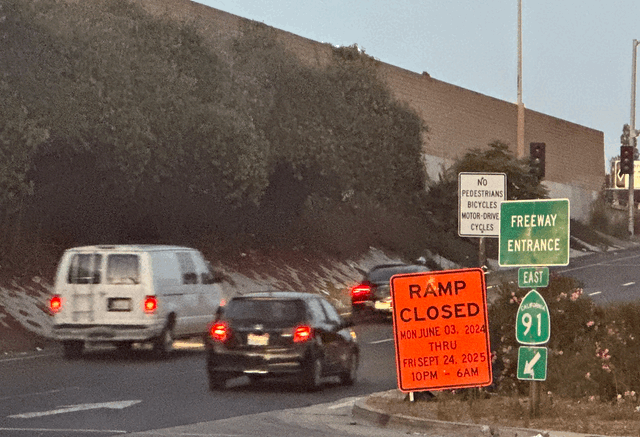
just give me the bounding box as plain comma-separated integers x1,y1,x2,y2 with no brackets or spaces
629,39,639,236
517,0,525,159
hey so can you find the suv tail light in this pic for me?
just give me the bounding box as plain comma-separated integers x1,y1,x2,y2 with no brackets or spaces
210,321,230,343
49,295,62,314
143,295,158,314
350,282,373,302
293,325,314,343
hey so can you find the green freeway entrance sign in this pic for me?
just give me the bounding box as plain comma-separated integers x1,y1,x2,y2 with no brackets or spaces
518,267,549,288
517,346,548,381
516,290,550,345
499,199,570,266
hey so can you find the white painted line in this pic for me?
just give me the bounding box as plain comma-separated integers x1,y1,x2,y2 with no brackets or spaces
0,352,58,363
8,400,141,419
622,282,636,287
0,428,127,434
369,338,393,345
588,291,602,296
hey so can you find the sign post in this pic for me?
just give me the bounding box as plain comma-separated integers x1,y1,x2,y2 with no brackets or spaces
390,268,492,392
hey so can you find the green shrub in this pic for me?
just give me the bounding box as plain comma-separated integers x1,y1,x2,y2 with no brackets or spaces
489,274,640,401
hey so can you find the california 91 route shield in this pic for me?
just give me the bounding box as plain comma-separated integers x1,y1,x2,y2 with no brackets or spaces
390,268,492,392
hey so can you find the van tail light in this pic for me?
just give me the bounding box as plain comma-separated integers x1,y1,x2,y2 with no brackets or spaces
143,295,158,314
49,295,62,314
293,325,314,343
209,321,230,343
350,282,373,302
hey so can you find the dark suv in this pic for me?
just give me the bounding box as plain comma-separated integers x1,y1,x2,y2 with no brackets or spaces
205,291,359,391
350,263,430,317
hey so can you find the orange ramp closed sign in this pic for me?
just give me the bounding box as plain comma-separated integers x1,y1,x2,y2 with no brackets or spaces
390,268,492,392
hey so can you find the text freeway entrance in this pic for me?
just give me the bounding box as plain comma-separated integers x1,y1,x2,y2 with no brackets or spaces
499,198,570,267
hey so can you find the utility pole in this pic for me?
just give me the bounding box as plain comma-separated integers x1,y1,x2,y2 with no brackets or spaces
629,39,639,236
516,0,525,159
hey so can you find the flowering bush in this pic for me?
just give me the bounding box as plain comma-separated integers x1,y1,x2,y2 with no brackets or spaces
488,273,640,401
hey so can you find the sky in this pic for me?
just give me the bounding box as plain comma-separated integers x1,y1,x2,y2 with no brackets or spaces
195,0,640,172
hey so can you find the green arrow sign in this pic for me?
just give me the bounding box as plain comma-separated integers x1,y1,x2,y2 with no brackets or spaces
518,267,549,288
517,346,548,381
499,199,570,266
516,290,550,345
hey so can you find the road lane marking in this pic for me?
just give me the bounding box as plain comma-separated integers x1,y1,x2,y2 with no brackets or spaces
0,427,127,434
8,400,141,419
0,352,58,363
589,291,602,296
369,338,393,344
622,282,636,287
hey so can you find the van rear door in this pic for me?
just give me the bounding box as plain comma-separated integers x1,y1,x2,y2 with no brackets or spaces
65,252,102,324
100,253,148,325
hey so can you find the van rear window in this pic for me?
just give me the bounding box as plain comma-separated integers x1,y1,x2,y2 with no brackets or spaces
107,254,140,285
67,254,102,284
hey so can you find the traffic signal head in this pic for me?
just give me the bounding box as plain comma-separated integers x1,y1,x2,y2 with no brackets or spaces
529,142,546,178
620,145,634,175
621,124,631,146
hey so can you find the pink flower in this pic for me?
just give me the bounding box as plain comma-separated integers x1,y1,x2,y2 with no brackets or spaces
585,372,591,380
586,320,595,327
570,288,583,301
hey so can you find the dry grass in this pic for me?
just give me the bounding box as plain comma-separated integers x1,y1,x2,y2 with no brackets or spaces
366,391,640,436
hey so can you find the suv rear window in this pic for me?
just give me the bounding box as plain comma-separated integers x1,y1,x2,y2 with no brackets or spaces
225,298,306,326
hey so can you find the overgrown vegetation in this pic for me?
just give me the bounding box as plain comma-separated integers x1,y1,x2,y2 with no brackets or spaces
0,0,430,276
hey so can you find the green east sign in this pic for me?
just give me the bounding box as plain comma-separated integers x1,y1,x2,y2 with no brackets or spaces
516,290,550,345
499,199,570,267
517,346,548,381
518,267,549,288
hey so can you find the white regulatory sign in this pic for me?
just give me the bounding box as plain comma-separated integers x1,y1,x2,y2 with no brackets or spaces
458,172,506,237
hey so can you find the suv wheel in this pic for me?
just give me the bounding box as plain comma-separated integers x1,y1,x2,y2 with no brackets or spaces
340,351,358,386
302,356,323,392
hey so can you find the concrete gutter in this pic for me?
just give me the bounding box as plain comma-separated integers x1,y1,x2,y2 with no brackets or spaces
352,390,616,437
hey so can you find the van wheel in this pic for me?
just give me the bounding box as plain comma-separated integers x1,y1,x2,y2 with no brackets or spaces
62,340,84,360
153,326,174,358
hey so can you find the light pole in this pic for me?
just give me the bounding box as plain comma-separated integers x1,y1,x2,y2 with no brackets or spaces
628,39,639,236
516,0,525,159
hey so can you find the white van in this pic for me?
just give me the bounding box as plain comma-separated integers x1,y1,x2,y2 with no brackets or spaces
49,245,224,359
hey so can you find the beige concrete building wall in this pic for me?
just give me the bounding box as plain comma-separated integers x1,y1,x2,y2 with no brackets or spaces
138,0,605,221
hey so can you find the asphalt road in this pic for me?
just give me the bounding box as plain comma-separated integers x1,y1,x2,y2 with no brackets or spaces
554,245,640,305
0,321,398,437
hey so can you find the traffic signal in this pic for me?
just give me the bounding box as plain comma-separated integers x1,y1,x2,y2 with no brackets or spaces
529,142,545,178
621,124,631,146
620,145,634,175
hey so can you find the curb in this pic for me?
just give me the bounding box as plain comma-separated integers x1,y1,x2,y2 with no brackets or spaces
351,391,611,437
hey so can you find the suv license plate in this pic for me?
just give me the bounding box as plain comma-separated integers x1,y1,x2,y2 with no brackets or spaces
247,333,269,346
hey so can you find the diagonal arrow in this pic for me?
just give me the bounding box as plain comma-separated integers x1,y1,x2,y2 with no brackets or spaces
523,352,541,377
8,400,141,419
